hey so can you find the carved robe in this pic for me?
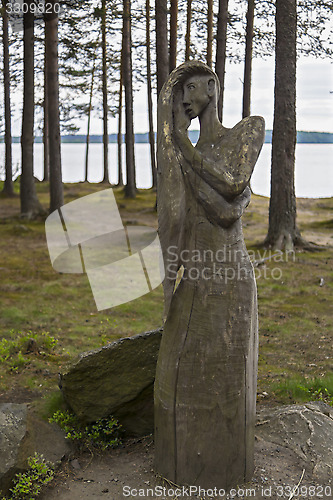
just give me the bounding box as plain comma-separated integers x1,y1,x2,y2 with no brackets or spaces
155,61,265,489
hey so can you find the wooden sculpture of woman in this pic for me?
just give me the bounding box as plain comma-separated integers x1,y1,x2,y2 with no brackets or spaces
155,61,265,490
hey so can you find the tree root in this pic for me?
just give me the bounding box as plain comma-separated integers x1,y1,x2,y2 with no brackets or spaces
263,230,331,252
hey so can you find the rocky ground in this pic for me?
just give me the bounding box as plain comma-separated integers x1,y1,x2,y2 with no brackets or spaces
40,403,333,500
40,436,332,500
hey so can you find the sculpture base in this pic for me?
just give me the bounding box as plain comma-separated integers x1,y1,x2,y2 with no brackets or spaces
154,249,258,490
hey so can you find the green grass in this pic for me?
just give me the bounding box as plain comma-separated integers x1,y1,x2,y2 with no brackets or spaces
270,375,333,406
0,183,332,414
0,184,163,406
0,331,57,369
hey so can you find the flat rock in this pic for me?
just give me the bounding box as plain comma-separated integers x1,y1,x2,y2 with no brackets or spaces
60,328,163,436
256,401,333,480
0,403,27,494
0,403,70,495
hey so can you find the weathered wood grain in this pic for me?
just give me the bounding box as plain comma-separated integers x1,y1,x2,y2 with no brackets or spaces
155,61,264,490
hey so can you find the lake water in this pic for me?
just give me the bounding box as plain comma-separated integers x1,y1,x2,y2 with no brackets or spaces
1,143,332,198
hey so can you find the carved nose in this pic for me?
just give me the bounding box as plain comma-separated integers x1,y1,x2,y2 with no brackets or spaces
183,90,190,105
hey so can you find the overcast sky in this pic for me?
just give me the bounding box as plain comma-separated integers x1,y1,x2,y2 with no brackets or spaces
8,55,332,136
97,55,332,136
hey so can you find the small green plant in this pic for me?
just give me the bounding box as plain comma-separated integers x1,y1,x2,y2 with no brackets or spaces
49,410,122,451
88,418,123,450
0,331,57,372
49,410,83,441
1,453,54,500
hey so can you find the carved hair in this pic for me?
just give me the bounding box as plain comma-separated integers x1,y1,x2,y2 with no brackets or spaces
170,60,220,98
157,61,221,317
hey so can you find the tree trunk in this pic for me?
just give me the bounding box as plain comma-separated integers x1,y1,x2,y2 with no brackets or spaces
242,0,255,118
207,0,213,68
169,0,178,72
101,0,109,183
185,0,192,61
43,38,49,182
123,0,136,198
215,0,229,121
117,55,124,187
20,2,44,218
85,56,96,183
2,0,14,196
155,0,169,96
45,2,63,212
265,0,301,251
146,0,157,187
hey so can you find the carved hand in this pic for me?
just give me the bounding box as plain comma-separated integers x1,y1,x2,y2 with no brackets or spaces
199,185,251,228
182,158,252,228
173,90,191,134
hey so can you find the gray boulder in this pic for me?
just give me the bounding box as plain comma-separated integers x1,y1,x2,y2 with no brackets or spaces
0,403,70,495
60,328,163,436
0,404,27,494
256,401,333,479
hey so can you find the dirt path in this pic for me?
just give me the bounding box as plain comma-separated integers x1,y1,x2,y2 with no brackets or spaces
41,435,332,500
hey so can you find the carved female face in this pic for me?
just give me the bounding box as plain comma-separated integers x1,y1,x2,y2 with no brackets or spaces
182,75,213,119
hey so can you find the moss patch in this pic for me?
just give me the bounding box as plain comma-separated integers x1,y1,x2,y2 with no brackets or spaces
0,183,332,412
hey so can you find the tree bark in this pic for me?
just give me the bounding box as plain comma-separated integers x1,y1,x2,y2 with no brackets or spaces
265,0,301,251
20,2,44,218
117,55,124,187
45,2,63,212
146,0,157,187
185,0,192,61
169,0,178,72
215,0,229,121
101,0,109,183
242,0,255,118
43,38,49,182
155,0,169,96
123,0,136,198
207,0,213,68
85,56,96,183
2,0,14,196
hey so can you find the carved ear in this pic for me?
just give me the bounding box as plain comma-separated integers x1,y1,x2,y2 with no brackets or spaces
207,78,215,96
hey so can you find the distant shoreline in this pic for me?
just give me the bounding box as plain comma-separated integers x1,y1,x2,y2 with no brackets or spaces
1,130,333,145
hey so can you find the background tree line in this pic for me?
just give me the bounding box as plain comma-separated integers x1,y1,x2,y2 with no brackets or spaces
0,0,332,249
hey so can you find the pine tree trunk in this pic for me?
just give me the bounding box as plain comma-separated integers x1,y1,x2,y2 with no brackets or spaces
265,0,301,251
123,0,136,198
169,0,178,72
2,0,14,196
45,2,63,212
85,57,96,183
117,57,124,187
20,3,43,218
101,0,109,183
242,0,254,118
185,0,192,61
43,39,50,182
215,0,229,121
155,0,169,95
146,0,157,187
207,0,213,68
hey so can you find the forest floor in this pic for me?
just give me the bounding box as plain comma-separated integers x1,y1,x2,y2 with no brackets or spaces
0,181,332,499
38,432,333,500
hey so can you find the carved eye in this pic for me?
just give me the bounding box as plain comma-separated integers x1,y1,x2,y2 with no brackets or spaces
187,84,195,90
